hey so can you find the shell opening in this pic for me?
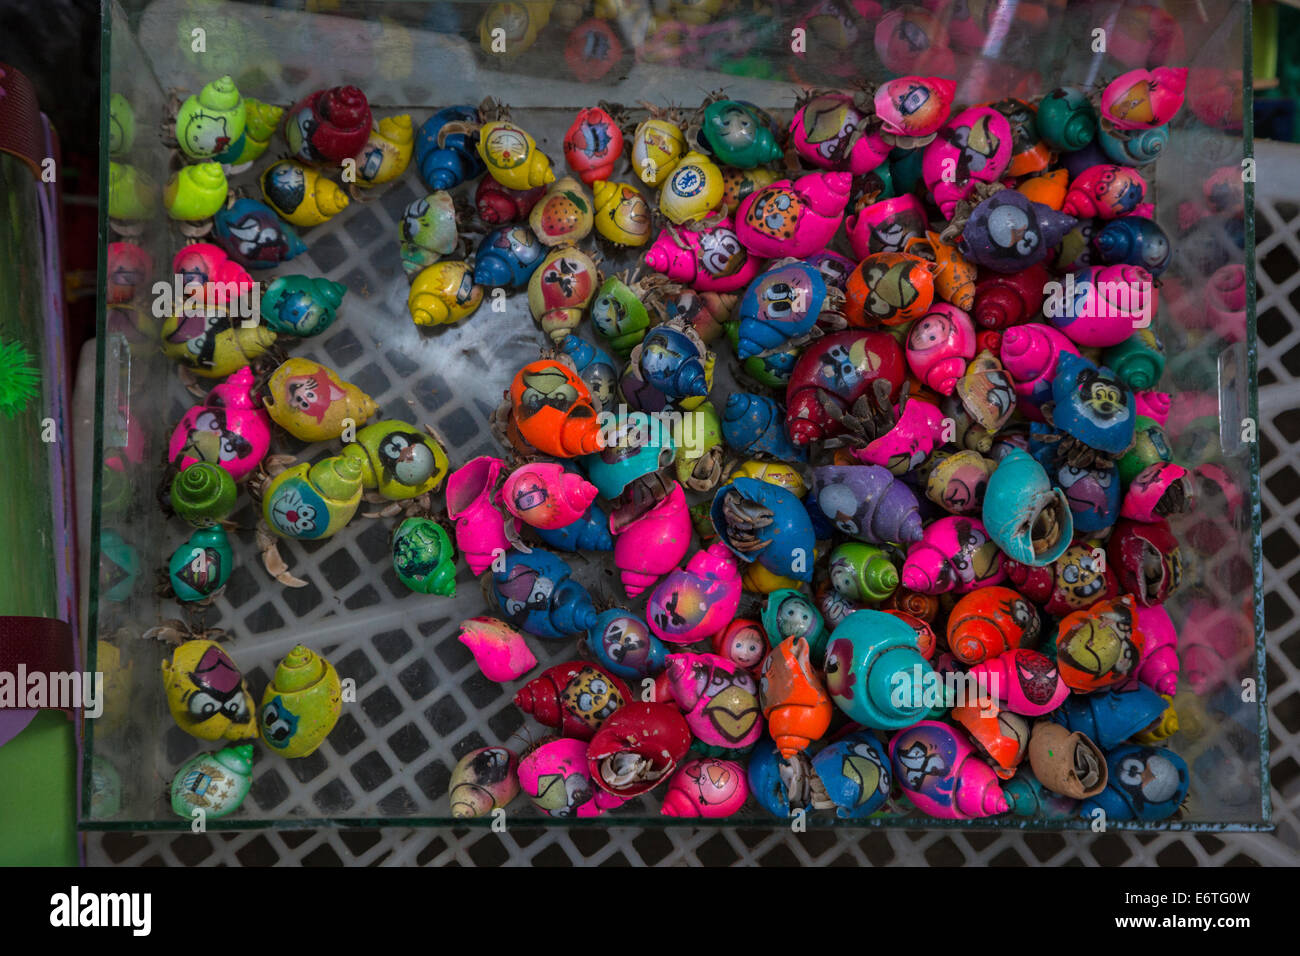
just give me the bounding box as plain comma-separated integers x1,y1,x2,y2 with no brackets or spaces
1072,739,1104,790
1030,497,1065,556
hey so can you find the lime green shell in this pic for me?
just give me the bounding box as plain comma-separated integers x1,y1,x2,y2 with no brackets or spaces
164,162,229,220
261,457,363,540
171,462,238,526
260,646,342,758
108,93,135,157
176,75,247,160
341,420,450,500
830,542,899,602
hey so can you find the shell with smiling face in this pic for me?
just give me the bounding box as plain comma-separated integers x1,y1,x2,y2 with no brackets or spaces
259,645,342,758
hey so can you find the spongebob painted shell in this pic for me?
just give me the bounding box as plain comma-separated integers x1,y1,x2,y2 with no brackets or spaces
392,516,457,596
408,260,484,327
341,420,450,500
161,640,258,742
263,357,378,442
259,645,343,759
160,308,277,378
665,652,763,752
450,747,519,819
514,661,631,740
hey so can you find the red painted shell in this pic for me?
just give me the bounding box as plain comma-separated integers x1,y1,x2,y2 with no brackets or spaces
514,661,631,741
563,107,624,184
586,701,692,796
1108,517,1183,606
784,330,906,446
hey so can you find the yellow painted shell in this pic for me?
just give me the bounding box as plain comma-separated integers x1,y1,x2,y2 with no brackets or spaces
478,120,556,190
353,115,414,187
259,645,342,758
408,260,484,327
261,159,350,227
160,309,277,378
341,419,451,499
593,180,651,247
97,641,133,735
527,245,599,341
632,116,687,187
263,357,379,442
161,639,258,742
262,455,364,540
529,176,594,246
1134,695,1179,744
478,0,552,56
731,459,807,498
163,161,229,221
659,151,725,224
720,165,778,215
743,560,803,595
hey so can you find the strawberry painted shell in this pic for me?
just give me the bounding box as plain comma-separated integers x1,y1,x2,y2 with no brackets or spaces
528,176,594,246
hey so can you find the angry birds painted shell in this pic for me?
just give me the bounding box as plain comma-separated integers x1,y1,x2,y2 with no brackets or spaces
661,757,749,817
392,516,457,596
492,550,600,641
563,106,624,184
585,609,667,681
510,359,604,458
519,738,626,818
212,198,307,271
515,660,631,740
666,652,763,752
813,729,892,818
736,261,827,360
167,366,272,481
784,330,906,446
415,106,486,190
789,93,891,174
1100,67,1188,130
478,120,556,190
161,640,257,742
341,420,450,500
643,217,760,293
450,747,519,819
159,308,276,379
958,189,1078,274
260,645,342,759
263,358,378,442
284,85,372,164
735,171,852,258
922,106,1014,218
901,515,1005,594
408,260,483,327
845,252,935,327
646,541,742,645
823,610,935,730
890,720,1011,819
1055,594,1146,693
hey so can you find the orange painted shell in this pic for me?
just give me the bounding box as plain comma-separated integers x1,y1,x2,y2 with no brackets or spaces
509,359,605,458
951,704,1030,779
1017,169,1069,210
905,231,976,311
845,252,936,327
758,637,832,759
1055,595,1147,693
946,585,1041,666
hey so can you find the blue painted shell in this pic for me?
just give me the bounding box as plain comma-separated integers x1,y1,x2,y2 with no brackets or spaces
710,477,816,582
1053,457,1121,533
1079,744,1189,822
415,105,485,190
736,261,827,359
747,737,815,818
1053,684,1169,751
534,503,615,552
983,448,1072,565
559,335,618,411
1092,217,1171,276
822,610,934,730
720,392,807,462
811,729,892,818
472,224,545,288
584,609,667,681
1097,122,1169,167
212,198,306,270
638,326,709,400
491,550,599,640
1050,352,1135,455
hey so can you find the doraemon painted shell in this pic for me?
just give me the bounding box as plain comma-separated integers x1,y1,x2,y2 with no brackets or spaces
491,550,599,641
211,198,306,270
518,738,626,818
1079,744,1189,822
585,609,667,681
901,515,1006,594
665,652,763,751
1054,459,1121,533
958,189,1078,274
1049,352,1136,455
846,194,929,260
472,224,545,288
813,729,892,818
736,261,827,359
761,589,828,664
922,106,1014,218
789,93,891,174
747,736,815,818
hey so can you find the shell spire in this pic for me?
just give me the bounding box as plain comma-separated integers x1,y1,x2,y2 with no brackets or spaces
307,455,364,501
760,637,833,758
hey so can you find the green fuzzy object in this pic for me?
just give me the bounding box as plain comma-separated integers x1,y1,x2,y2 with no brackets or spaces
0,339,39,418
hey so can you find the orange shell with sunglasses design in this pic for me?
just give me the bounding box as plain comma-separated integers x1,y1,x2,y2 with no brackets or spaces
509,359,605,458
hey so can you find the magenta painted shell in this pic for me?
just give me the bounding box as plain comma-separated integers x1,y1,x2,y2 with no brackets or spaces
1135,390,1172,426
665,652,763,751
788,93,891,174
922,107,1014,219
1049,265,1157,348
642,217,762,293
1121,462,1195,522
167,366,273,482
646,541,743,645
734,171,852,259
851,397,947,476
1134,603,1180,696
518,738,627,818
446,456,518,575
172,242,255,296
501,462,598,530
457,617,537,682
1101,67,1189,130
905,303,977,395
613,482,691,598
1062,165,1148,219
661,757,749,817
889,720,1010,819
967,648,1070,717
901,515,1005,594
999,322,1081,410
874,76,957,138
846,194,929,259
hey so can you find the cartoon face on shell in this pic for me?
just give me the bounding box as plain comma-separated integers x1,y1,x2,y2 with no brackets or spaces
561,666,625,728
484,125,530,169
266,479,328,538
181,111,232,157
822,638,857,700
908,310,955,356
600,615,652,670
776,594,817,639
750,264,817,326
725,624,766,669
392,520,450,581
698,227,747,278
893,723,959,800
801,97,859,160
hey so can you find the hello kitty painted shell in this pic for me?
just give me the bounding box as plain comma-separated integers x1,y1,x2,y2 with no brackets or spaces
519,738,626,818
789,93,891,174
846,194,929,260
735,171,852,259
901,515,1005,594
661,757,749,818
643,217,760,293
906,303,977,395
1062,165,1148,220
890,721,1011,819
167,367,273,481
922,106,1014,218
501,462,599,530
875,76,957,139
646,542,743,645
1101,67,1189,130
666,652,763,751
